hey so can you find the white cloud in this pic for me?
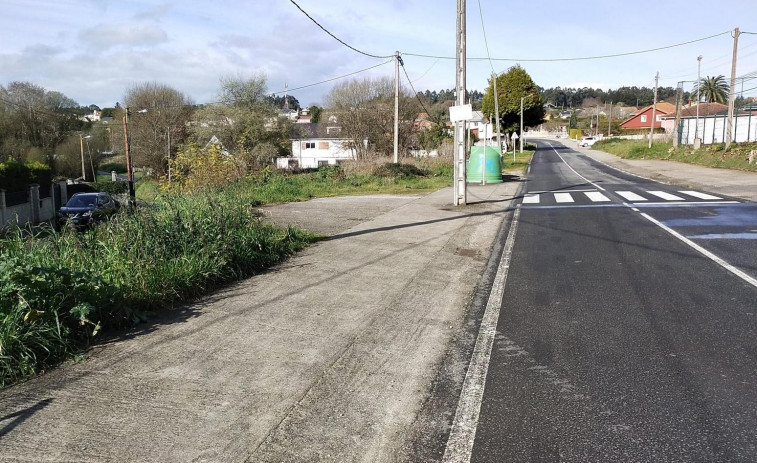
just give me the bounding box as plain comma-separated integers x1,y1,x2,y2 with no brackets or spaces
78,23,169,51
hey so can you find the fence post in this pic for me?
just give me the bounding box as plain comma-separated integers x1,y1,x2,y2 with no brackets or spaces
0,189,5,226
29,184,41,224
59,181,68,205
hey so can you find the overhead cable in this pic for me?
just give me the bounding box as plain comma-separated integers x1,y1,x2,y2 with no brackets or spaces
399,58,432,117
289,0,394,59
401,30,731,63
270,59,394,95
476,0,496,74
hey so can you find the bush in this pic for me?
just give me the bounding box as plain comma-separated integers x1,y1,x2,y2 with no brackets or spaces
0,160,53,192
373,163,428,178
94,181,128,195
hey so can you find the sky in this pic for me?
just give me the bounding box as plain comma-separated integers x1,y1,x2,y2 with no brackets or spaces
2,0,757,109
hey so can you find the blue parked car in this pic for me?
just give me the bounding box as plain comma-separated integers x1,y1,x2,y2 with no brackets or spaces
57,192,120,229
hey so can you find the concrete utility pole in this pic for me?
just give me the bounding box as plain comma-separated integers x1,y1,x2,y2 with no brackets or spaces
608,100,612,136
493,73,501,154
673,82,683,148
726,27,740,149
649,71,659,149
453,0,467,205
79,134,87,181
393,51,400,164
519,97,524,153
695,55,702,144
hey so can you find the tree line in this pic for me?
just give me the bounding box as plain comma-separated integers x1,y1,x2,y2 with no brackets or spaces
540,85,690,108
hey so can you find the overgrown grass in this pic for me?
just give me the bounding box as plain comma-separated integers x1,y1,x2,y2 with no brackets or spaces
0,190,315,387
593,138,757,172
501,147,536,175
0,159,455,387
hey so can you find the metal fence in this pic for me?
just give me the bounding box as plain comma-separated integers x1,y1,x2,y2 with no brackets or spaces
678,106,757,145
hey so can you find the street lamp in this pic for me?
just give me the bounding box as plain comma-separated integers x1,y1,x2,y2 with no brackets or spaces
695,55,703,144
79,134,91,181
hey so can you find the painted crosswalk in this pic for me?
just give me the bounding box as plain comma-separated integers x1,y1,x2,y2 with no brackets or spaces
521,189,734,206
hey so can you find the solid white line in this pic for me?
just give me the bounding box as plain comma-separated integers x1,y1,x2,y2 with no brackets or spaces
647,191,685,201
547,143,606,191
442,206,522,463
585,191,610,202
523,194,540,204
616,191,647,201
679,190,722,200
638,211,757,289
529,189,597,194
554,193,575,203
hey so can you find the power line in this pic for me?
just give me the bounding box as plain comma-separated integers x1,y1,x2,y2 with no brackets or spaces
410,58,440,84
270,59,394,95
401,30,731,63
399,59,432,117
476,0,496,74
289,0,393,59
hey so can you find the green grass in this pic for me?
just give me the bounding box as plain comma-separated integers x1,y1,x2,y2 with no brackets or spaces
593,138,757,172
501,149,535,175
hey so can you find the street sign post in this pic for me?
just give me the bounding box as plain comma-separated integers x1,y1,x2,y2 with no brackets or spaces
511,132,519,162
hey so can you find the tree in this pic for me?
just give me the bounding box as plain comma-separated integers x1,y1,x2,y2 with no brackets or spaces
324,77,420,159
189,74,291,172
482,65,545,133
693,75,729,104
114,82,194,175
309,105,322,123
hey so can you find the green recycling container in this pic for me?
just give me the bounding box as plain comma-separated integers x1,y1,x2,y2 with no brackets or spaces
466,146,502,183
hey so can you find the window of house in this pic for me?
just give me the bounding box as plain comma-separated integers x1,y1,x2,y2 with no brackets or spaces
318,160,329,167
319,142,330,150
640,115,648,123
303,142,316,149
656,115,662,122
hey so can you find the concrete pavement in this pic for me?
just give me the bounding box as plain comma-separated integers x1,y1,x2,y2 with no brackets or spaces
0,182,520,462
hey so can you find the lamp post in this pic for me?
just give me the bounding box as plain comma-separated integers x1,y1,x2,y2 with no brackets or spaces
79,134,91,181
695,55,703,144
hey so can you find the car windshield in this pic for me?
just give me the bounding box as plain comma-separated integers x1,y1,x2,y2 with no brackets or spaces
66,196,97,207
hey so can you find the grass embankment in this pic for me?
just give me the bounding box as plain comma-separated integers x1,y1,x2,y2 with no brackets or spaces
593,138,757,172
0,158,453,387
501,148,535,176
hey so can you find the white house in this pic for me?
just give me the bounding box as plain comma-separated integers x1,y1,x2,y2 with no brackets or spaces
277,122,360,169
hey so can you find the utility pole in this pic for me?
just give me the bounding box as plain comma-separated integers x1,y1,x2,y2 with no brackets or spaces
672,82,683,148
596,104,600,137
493,73,501,154
726,27,740,149
79,134,86,181
453,0,467,205
122,107,135,205
695,55,702,145
393,51,400,164
649,71,659,149
167,128,172,183
519,97,524,153
607,100,612,136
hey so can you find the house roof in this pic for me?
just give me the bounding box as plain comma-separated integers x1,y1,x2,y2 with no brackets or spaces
679,102,728,117
636,102,676,115
291,122,349,140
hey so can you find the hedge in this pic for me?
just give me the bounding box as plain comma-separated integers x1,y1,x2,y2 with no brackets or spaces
0,160,53,192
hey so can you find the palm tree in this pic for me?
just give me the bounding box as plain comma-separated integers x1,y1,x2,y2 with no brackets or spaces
692,75,730,104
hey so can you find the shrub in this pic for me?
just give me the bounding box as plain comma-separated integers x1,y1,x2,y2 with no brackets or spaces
93,181,128,195
0,160,53,192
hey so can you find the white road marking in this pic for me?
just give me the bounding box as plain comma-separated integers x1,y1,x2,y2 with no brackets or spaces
554,193,575,203
523,194,540,204
616,191,647,201
585,191,610,202
647,191,685,201
679,190,722,200
547,143,606,191
635,201,739,207
442,206,522,462
637,211,757,289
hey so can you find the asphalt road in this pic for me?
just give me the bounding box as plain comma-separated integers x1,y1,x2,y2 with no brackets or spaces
467,140,757,462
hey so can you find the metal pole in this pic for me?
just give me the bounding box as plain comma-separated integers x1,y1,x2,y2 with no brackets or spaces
453,0,467,206
649,71,659,149
123,107,135,205
167,128,172,183
696,55,702,143
393,51,400,164
482,114,488,185
726,27,740,149
519,97,524,153
673,82,683,148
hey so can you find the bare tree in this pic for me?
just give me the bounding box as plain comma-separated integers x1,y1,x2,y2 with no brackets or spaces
114,82,194,176
324,77,420,159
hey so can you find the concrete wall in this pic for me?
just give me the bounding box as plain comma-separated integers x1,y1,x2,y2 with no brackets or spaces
0,182,66,228
678,114,757,145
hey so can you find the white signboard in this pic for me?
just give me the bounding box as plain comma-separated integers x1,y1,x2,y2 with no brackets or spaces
449,104,473,123
511,132,519,140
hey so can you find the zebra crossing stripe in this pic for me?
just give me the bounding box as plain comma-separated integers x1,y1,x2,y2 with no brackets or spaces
647,191,684,201
679,191,722,200
523,194,540,204
585,192,610,202
554,193,574,203
616,191,647,201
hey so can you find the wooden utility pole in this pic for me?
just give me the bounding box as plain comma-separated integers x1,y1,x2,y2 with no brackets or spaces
453,0,467,205
393,51,400,163
726,27,740,149
649,72,659,149
122,107,135,205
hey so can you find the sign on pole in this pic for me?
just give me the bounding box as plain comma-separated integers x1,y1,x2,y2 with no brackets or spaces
511,132,518,161
449,104,473,123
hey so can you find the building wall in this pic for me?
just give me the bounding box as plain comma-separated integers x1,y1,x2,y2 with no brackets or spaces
678,114,757,145
621,107,670,130
279,138,357,169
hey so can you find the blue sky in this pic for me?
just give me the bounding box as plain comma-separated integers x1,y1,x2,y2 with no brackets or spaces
2,0,756,108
